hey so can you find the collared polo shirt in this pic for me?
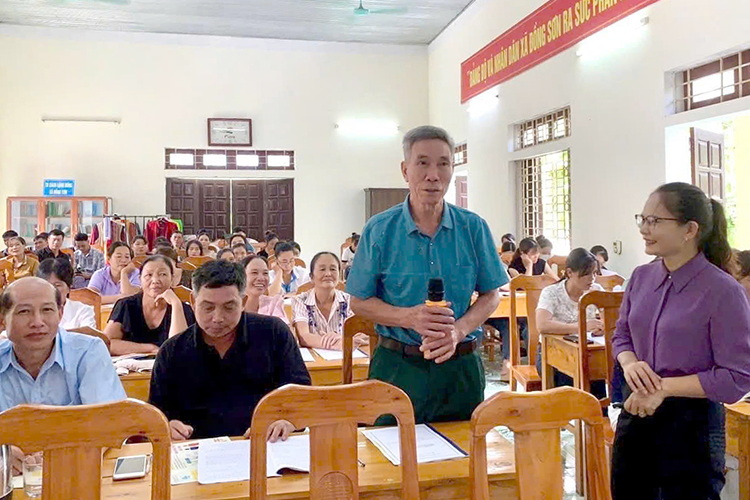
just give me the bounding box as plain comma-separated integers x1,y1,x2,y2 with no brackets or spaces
347,197,507,345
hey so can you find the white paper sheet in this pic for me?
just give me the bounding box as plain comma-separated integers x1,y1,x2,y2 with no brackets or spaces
197,441,250,484
587,333,606,346
313,348,367,361
268,434,310,474
171,436,230,485
299,348,315,363
362,424,467,466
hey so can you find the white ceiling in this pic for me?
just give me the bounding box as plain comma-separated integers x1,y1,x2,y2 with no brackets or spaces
0,0,475,45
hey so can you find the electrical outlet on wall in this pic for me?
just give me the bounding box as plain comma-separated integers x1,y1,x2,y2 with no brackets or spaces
613,241,622,255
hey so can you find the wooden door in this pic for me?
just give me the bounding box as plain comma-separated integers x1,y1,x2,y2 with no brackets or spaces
690,128,725,202
455,176,468,208
231,180,264,241
166,179,199,234
198,180,231,237
364,188,410,219
264,179,294,241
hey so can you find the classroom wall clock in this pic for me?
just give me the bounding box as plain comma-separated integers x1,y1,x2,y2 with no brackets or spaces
207,118,252,147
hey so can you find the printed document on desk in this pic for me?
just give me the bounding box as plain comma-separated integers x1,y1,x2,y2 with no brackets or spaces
313,348,367,361
363,424,467,466
172,436,230,485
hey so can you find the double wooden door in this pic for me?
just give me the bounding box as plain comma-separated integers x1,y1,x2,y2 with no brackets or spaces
166,178,294,240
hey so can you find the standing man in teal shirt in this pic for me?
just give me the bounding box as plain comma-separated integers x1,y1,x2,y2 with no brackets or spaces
347,125,508,424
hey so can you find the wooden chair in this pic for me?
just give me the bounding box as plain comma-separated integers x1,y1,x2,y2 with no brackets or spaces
172,285,193,306
0,399,171,500
249,381,419,500
69,288,103,330
295,257,306,268
509,274,557,392
470,387,611,500
67,326,111,351
547,255,567,279
595,274,625,291
177,249,187,260
178,255,213,270
342,315,378,384
132,255,148,268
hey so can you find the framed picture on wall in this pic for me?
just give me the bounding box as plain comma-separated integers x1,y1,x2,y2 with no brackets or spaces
207,118,252,147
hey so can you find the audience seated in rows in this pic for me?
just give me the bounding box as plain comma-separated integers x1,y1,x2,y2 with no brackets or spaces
0,236,38,290
88,241,141,304
104,255,194,355
269,241,309,295
507,237,558,280
149,259,310,441
197,230,216,258
242,255,288,325
292,252,365,351
257,231,279,259
36,229,71,265
37,259,96,331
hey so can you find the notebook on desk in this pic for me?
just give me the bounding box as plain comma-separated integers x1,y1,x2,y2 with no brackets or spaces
362,423,467,466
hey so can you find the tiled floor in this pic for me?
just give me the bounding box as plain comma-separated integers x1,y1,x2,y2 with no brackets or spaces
480,346,584,500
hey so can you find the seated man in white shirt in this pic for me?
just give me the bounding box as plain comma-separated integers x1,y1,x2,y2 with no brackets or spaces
268,242,309,296
36,258,96,331
0,277,126,473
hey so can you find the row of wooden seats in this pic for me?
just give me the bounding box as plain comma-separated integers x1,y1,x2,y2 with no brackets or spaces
0,384,610,500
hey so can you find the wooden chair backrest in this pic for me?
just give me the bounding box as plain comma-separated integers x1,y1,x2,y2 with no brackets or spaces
67,326,111,351
471,387,611,500
61,248,74,256
500,252,514,265
509,274,557,367
547,255,567,279
177,249,187,260
69,288,103,330
595,274,625,291
132,255,148,269
578,291,623,406
178,255,213,270
295,258,306,268
0,399,171,500
249,381,419,500
172,285,193,306
342,315,378,384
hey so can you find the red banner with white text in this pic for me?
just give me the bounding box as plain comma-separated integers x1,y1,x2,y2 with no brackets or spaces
460,0,661,103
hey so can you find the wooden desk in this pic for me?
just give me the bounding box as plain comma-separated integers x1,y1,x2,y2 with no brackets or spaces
118,350,370,401
488,293,527,318
540,334,607,496
13,422,518,500
726,401,750,500
101,304,113,328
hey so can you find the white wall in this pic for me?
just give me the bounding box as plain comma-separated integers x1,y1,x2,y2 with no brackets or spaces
428,0,750,275
0,26,428,261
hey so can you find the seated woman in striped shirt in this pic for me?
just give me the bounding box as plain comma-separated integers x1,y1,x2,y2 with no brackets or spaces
291,252,367,351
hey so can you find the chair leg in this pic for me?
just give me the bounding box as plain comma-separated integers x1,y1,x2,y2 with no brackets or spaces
575,419,585,496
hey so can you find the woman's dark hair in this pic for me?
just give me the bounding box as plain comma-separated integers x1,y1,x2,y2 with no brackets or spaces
197,229,212,239
275,241,295,256
501,233,515,243
655,182,732,272
217,248,234,260
154,237,170,248
351,233,361,246
230,233,246,245
564,248,599,279
107,241,133,258
265,231,279,243
241,254,268,269
310,252,341,277
132,235,148,245
155,246,179,263
37,258,74,288
501,241,516,252
736,251,750,279
141,254,174,275
536,235,553,250
232,243,248,251
511,237,539,261
192,260,246,294
290,241,301,253
590,245,609,262
185,239,203,256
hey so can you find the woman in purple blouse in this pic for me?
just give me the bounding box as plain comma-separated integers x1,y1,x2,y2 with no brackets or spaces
611,182,750,499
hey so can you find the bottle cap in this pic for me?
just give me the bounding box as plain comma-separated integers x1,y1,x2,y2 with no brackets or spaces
427,278,445,302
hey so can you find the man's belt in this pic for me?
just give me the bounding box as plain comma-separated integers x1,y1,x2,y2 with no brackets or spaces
377,336,478,359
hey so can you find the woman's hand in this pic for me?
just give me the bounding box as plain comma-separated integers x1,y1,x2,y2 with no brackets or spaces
156,289,182,308
352,332,370,349
586,318,604,334
121,262,137,276
521,253,534,272
622,359,662,395
625,390,666,418
321,334,342,350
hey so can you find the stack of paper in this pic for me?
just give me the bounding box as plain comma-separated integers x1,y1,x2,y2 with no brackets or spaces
313,348,368,361
362,424,467,466
587,333,606,346
196,435,312,485
299,348,315,363
171,436,231,485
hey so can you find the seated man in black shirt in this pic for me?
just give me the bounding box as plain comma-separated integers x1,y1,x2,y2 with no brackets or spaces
149,259,311,442
36,229,73,265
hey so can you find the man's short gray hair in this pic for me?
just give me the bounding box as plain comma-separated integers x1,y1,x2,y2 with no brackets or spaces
402,125,455,162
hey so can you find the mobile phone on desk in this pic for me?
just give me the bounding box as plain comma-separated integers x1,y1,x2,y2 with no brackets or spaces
112,454,150,481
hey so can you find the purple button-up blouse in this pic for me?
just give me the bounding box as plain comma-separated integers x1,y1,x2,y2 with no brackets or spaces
612,253,750,403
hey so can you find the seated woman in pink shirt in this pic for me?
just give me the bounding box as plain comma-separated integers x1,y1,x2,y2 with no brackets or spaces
242,255,289,326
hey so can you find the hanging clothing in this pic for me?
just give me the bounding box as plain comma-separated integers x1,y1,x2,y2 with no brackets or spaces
145,218,179,250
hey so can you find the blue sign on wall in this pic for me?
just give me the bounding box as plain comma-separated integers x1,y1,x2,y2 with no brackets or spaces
43,179,75,197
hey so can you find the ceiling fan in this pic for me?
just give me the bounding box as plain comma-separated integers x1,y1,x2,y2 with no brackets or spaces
353,0,407,16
